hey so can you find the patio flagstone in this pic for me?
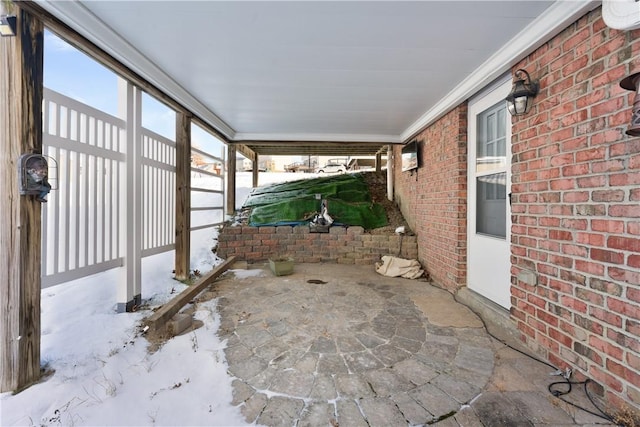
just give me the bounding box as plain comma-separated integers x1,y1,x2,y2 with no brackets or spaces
212,263,616,426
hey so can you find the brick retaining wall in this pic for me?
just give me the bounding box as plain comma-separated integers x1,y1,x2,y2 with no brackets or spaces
216,224,418,265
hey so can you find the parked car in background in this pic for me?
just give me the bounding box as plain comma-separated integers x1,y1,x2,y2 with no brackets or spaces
316,161,347,173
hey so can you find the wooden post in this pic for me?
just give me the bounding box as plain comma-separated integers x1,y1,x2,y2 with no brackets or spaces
175,112,191,281
375,152,382,172
226,144,237,216
0,5,44,392
252,156,259,188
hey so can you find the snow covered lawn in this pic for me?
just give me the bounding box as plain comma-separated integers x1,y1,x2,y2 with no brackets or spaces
1,252,255,426
1,172,312,426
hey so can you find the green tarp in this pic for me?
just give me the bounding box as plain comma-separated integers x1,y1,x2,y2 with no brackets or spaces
243,173,388,229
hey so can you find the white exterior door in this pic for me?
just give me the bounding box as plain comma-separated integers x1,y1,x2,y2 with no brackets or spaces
467,78,512,309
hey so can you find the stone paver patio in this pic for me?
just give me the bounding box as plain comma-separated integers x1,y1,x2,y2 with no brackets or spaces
212,263,615,427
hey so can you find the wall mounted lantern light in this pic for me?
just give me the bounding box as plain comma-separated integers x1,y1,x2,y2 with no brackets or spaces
620,71,640,137
0,15,17,37
505,69,539,116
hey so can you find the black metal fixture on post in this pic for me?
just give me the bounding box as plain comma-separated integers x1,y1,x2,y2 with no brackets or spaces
620,72,640,137
505,69,539,116
0,15,17,37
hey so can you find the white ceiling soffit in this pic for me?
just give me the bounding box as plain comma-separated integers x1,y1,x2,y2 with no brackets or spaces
35,1,599,144
401,0,600,142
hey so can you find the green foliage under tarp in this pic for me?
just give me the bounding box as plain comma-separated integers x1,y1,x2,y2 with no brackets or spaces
243,173,388,229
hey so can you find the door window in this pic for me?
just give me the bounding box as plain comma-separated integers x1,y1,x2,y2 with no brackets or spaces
475,102,507,238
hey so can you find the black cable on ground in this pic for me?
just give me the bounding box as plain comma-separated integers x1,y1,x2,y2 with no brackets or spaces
460,300,617,424
548,378,617,422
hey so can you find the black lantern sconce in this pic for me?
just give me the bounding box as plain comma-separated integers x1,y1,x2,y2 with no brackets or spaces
620,72,640,137
505,69,539,116
0,15,17,37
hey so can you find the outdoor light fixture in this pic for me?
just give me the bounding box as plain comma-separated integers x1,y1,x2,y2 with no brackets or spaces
620,71,640,137
505,69,539,116
0,15,17,37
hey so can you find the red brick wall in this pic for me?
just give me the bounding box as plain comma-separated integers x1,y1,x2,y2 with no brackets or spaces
390,6,639,412
217,225,418,265
393,106,468,292
510,8,640,410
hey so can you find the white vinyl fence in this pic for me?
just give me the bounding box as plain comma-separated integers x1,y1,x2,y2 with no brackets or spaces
141,128,176,257
42,89,127,287
41,88,225,289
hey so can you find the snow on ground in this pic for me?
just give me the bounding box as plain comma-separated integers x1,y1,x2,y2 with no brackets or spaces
236,171,323,209
0,171,317,427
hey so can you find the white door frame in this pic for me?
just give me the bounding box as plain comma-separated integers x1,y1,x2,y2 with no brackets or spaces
467,76,512,309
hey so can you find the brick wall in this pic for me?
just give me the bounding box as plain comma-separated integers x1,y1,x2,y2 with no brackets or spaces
510,8,640,410
216,225,418,265
389,6,639,412
393,106,468,292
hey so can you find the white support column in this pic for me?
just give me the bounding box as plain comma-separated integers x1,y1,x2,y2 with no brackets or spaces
117,78,142,312
387,145,394,202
